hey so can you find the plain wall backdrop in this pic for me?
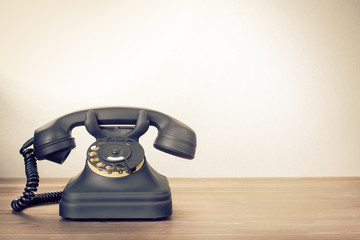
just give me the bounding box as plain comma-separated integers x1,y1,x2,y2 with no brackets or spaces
0,0,359,178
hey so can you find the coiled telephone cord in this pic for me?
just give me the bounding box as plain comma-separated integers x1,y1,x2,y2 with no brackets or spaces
11,138,62,212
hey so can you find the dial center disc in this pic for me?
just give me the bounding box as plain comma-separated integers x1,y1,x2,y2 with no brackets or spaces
99,143,131,162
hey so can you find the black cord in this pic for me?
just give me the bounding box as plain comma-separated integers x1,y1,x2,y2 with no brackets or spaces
11,139,62,212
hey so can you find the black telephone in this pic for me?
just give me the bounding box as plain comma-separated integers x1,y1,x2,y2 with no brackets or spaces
11,107,196,219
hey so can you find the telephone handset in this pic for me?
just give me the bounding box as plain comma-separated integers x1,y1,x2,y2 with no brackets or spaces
11,107,196,219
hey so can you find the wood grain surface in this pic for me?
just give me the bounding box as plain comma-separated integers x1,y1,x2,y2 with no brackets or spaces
1,178,359,239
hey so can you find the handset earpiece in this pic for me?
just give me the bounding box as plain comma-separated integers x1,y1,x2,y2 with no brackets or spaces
154,135,195,159
154,125,196,159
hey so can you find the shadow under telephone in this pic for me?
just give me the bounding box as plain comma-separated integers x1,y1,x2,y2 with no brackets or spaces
11,107,197,219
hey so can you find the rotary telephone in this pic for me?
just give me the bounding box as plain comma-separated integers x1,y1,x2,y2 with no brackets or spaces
11,107,196,219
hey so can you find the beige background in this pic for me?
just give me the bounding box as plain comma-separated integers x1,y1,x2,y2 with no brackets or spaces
0,0,359,178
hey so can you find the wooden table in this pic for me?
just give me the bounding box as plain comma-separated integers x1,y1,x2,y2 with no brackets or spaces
1,178,359,239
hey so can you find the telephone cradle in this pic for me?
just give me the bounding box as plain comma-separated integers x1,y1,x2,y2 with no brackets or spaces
11,107,196,219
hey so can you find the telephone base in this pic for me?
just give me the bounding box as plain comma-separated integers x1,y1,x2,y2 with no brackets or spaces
59,159,172,219
60,192,172,220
